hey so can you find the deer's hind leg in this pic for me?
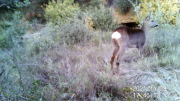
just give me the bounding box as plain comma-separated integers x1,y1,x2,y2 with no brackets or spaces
110,39,119,70
116,43,127,74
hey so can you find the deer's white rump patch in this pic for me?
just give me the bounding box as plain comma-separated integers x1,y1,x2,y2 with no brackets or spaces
112,31,121,39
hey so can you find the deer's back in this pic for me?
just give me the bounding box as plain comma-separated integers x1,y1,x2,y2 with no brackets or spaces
113,27,146,48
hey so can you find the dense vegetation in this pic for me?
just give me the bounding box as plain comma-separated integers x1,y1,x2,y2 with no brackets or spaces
0,0,180,100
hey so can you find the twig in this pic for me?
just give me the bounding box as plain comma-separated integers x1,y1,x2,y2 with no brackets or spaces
128,0,141,21
0,63,5,77
0,4,6,7
12,47,25,95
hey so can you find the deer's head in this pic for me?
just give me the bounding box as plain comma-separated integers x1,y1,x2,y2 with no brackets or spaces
144,13,158,28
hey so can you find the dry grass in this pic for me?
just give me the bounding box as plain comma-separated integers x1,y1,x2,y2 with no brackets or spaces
28,29,180,100
1,23,180,100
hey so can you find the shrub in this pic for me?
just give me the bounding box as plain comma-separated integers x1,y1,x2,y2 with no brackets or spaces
25,28,55,55
0,48,42,100
115,0,139,14
88,0,103,8
78,0,104,9
0,0,30,9
0,12,40,101
89,4,119,31
25,11,93,56
0,10,14,21
56,22,92,45
36,0,49,4
142,25,180,69
0,11,28,49
53,11,93,45
43,0,80,24
132,0,180,25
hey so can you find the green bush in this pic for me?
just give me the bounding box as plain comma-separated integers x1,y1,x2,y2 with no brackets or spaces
43,0,80,24
143,25,180,68
36,0,49,4
0,0,30,9
25,29,55,55
55,20,92,45
0,11,28,49
0,0,20,8
132,0,180,25
89,4,118,31
50,11,93,45
0,10,14,21
77,0,104,9
88,0,103,8
25,12,93,56
115,0,139,14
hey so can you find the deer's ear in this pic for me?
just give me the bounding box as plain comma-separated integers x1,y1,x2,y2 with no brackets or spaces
145,12,151,21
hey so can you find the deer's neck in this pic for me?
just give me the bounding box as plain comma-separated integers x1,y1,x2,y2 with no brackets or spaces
141,22,150,36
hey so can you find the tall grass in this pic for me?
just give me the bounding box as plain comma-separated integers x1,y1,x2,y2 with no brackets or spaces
22,20,180,100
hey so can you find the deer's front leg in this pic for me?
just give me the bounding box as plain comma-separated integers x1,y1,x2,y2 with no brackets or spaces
139,46,144,60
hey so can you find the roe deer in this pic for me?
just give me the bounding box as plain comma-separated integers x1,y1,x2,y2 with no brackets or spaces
110,14,158,74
